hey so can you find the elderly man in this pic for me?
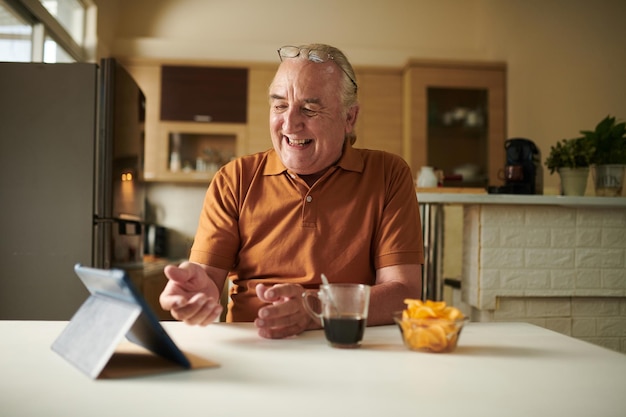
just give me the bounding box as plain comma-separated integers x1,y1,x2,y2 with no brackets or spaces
160,43,424,339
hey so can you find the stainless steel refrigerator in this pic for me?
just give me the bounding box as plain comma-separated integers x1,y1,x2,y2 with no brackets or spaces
0,59,146,319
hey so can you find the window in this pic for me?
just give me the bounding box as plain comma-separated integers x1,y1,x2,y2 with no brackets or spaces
0,1,32,61
39,0,84,45
44,34,72,62
0,0,90,62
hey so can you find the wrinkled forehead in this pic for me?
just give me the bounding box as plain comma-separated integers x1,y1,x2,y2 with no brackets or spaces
270,58,342,98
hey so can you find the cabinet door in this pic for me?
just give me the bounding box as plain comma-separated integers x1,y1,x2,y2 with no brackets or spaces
404,60,506,187
354,68,404,155
160,65,248,123
246,65,278,155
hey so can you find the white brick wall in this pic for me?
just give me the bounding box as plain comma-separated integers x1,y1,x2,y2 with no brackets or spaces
461,204,626,353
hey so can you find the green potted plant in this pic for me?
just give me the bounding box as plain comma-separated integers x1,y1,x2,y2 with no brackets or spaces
579,115,626,196
544,136,594,196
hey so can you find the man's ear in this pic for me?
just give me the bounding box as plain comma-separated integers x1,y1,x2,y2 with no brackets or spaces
345,105,360,132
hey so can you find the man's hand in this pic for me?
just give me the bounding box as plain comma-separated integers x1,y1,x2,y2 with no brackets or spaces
160,261,225,326
254,283,318,339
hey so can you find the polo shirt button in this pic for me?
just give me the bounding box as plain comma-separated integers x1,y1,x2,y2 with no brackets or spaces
306,196,313,203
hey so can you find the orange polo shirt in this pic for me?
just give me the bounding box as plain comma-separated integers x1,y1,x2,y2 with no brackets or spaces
189,143,424,321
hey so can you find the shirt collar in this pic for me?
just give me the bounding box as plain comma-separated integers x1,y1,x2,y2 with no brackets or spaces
264,141,364,176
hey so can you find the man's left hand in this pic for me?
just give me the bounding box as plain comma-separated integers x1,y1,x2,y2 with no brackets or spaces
254,283,316,339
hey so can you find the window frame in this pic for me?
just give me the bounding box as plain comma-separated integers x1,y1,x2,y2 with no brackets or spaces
3,0,89,62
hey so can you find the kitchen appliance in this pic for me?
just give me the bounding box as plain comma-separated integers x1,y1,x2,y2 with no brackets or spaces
0,59,146,319
489,138,543,194
145,224,169,258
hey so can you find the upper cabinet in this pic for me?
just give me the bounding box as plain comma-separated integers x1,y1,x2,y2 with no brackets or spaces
403,59,506,187
124,61,249,183
160,65,248,123
125,58,506,185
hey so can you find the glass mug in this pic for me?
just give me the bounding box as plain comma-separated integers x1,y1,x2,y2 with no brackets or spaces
302,283,371,348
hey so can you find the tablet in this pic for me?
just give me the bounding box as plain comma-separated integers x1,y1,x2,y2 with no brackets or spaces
73,264,191,369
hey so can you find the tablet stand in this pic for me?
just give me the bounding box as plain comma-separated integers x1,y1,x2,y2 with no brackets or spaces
51,293,142,378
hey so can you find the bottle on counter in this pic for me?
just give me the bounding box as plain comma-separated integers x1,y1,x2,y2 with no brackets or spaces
169,151,181,172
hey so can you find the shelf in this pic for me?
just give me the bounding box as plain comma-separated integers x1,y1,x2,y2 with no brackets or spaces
144,170,217,184
428,125,486,138
169,132,235,173
403,60,506,187
144,121,247,182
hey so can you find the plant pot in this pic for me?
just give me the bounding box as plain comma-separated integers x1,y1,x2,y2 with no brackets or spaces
558,167,589,196
592,164,625,197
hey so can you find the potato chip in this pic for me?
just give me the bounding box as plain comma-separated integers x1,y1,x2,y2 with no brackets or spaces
402,299,464,321
398,299,465,352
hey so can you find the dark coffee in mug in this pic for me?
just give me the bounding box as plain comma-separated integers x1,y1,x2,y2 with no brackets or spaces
322,315,366,347
302,283,371,348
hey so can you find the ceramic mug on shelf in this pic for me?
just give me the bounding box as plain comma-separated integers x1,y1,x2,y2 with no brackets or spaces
417,166,439,187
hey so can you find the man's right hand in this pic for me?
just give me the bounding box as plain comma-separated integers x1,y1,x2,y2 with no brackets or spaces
159,261,225,326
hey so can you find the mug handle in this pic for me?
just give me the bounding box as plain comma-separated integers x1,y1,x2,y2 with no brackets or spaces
302,289,323,325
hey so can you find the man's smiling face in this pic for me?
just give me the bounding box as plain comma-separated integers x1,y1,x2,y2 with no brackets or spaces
268,58,358,175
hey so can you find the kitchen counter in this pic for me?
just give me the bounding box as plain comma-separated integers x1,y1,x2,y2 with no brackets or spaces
2,321,625,417
415,190,626,353
125,258,176,321
417,189,626,207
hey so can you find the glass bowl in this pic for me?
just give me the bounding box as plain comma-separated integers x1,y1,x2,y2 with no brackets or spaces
393,311,468,353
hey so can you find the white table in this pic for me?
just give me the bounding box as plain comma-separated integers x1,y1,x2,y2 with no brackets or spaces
2,321,625,417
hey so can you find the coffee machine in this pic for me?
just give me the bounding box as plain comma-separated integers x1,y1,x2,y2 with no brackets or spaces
490,138,543,194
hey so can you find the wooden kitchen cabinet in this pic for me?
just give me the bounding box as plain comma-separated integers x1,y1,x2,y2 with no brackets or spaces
122,62,162,181
124,60,249,182
126,57,504,185
160,65,248,123
403,59,506,187
246,64,278,154
354,67,404,155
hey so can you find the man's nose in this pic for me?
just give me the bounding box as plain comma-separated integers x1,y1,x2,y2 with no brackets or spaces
282,108,304,133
